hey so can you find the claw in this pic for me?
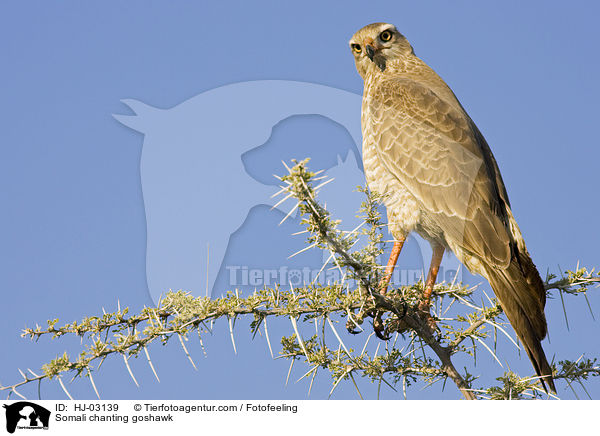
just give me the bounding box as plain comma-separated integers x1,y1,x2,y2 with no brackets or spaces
346,319,362,335
373,314,391,340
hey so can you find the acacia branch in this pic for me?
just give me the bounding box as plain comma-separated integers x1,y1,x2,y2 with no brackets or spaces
1,159,598,400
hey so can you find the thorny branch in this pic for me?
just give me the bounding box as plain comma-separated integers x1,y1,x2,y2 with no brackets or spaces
1,159,598,400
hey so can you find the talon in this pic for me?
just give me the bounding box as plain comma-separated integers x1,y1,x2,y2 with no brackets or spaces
346,327,361,335
373,313,391,340
374,329,391,340
346,320,361,335
365,309,377,319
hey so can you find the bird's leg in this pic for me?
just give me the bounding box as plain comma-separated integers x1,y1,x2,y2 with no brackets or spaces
373,236,406,339
418,244,445,326
379,236,406,295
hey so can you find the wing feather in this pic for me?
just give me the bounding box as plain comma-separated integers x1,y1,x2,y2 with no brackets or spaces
367,78,512,268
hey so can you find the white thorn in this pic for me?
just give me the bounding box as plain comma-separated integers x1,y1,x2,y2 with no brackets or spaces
58,376,74,400
178,334,198,370
360,332,375,356
271,185,290,198
144,346,160,382
197,330,208,358
285,358,295,386
308,367,318,397
228,317,237,355
313,177,335,191
327,316,351,356
483,320,520,351
88,369,101,400
264,318,274,359
271,192,294,211
123,355,139,387
289,316,309,362
472,336,503,368
12,387,27,400
279,202,299,225
288,241,318,259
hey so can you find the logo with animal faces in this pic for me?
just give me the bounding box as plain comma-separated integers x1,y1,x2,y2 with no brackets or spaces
3,402,50,433
114,80,461,302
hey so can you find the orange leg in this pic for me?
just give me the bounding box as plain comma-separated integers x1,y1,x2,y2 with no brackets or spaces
379,236,406,295
420,244,445,311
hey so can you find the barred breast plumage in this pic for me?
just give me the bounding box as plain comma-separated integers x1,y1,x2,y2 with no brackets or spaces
362,75,446,246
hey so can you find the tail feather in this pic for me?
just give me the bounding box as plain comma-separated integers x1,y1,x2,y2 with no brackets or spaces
483,256,556,393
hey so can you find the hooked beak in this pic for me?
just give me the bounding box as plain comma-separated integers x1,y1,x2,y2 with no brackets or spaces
365,43,386,72
365,44,375,61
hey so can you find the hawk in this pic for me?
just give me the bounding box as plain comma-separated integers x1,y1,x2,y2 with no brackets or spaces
349,22,555,393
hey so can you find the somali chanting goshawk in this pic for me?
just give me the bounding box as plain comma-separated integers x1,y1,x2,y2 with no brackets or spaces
349,22,555,393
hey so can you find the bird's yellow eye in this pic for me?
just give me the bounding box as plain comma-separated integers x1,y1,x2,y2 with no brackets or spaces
351,43,362,54
379,30,392,42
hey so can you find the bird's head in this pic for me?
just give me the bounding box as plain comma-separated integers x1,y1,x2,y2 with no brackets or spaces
349,23,413,78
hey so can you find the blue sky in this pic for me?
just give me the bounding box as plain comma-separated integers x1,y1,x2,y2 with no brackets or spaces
1,1,598,400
